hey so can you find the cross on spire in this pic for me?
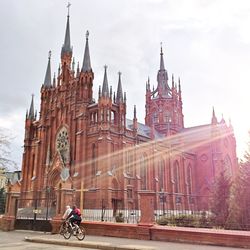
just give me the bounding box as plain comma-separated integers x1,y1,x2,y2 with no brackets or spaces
61,2,72,58
160,42,165,70
67,2,71,16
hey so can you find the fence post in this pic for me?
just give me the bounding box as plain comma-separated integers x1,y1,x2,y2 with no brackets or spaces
1,182,20,231
137,191,155,240
138,191,155,226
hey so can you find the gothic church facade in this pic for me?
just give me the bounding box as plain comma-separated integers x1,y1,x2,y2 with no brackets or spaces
20,10,238,217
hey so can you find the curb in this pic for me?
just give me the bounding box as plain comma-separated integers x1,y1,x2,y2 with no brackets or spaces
24,237,156,250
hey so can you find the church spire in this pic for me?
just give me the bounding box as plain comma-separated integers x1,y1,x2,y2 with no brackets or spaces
61,2,72,58
133,105,138,132
43,51,52,88
134,105,137,120
157,44,169,96
53,73,56,87
211,106,218,125
172,74,174,89
116,72,123,103
102,65,109,97
178,77,181,91
81,31,92,72
28,94,35,120
160,43,165,71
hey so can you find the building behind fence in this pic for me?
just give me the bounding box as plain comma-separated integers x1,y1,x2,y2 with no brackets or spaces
11,4,239,231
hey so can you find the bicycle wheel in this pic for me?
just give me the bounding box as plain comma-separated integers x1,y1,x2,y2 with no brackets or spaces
63,227,72,239
59,223,66,235
76,226,86,241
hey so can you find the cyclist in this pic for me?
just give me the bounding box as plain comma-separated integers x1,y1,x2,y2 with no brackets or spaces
66,205,82,227
62,205,72,219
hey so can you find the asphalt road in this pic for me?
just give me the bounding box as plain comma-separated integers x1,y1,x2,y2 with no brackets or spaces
0,230,97,250
0,230,245,250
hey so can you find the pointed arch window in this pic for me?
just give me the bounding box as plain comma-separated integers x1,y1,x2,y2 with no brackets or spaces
224,155,232,177
158,159,165,191
93,112,97,123
140,154,148,190
90,113,94,123
153,113,158,123
107,110,110,122
164,111,171,123
128,151,134,175
31,154,35,181
100,109,104,122
92,144,97,177
187,164,192,195
125,150,129,174
111,111,115,124
121,115,124,126
173,161,180,193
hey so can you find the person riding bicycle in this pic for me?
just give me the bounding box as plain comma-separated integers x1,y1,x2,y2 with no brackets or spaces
66,205,82,227
62,205,72,219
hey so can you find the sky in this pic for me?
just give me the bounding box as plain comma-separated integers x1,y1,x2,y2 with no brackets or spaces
0,0,250,170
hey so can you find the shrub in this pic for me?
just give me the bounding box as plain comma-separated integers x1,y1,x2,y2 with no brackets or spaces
0,188,6,214
115,212,124,223
156,213,213,228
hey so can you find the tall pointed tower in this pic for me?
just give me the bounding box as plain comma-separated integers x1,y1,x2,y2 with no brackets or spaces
115,72,126,130
145,46,184,135
60,3,73,84
78,31,94,103
21,94,37,199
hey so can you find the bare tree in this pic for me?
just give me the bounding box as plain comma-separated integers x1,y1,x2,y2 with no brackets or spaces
0,128,17,171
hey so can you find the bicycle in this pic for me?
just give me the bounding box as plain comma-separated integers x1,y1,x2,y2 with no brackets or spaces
60,219,86,240
59,220,68,235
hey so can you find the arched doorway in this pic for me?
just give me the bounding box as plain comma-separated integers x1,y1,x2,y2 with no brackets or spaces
224,155,232,177
47,167,61,217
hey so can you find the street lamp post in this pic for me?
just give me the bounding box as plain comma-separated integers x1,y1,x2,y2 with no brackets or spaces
101,199,106,221
159,190,165,215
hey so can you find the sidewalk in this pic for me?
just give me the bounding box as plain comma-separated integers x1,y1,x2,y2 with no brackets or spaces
21,230,245,250
24,231,158,250
26,235,155,250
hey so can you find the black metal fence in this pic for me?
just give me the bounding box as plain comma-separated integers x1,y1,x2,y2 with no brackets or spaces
0,195,5,215
154,193,250,231
16,198,56,220
14,198,55,231
82,197,140,223
12,193,250,231
81,192,250,231
82,208,140,224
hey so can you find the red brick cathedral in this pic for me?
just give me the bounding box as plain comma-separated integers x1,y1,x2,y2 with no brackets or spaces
20,10,238,219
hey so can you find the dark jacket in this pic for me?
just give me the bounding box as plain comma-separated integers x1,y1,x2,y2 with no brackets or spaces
66,208,81,221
